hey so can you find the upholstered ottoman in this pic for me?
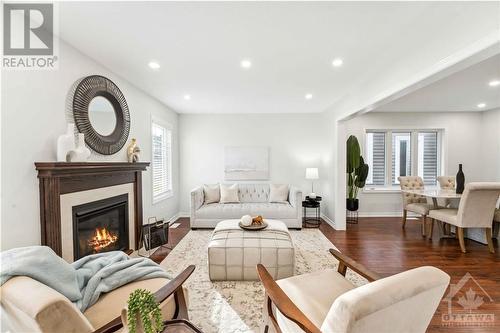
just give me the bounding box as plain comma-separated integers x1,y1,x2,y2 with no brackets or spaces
208,219,295,281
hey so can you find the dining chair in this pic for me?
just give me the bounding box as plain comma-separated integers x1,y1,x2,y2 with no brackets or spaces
398,176,433,236
437,176,456,207
257,249,450,333
428,182,500,253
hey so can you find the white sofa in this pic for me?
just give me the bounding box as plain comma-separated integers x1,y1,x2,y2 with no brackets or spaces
190,184,302,229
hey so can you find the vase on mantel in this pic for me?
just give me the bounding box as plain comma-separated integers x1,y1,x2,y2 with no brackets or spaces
68,133,91,162
456,164,465,194
56,123,76,161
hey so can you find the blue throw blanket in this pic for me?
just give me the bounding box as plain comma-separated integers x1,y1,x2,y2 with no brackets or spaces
0,246,171,312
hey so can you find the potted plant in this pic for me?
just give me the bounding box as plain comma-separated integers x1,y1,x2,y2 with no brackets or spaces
346,135,369,211
124,289,163,333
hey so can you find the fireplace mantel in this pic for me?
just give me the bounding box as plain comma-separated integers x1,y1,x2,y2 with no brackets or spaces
35,162,149,256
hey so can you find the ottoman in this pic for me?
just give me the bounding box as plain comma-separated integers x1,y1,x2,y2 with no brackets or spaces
208,219,295,281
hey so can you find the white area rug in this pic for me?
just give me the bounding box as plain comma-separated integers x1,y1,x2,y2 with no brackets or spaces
160,229,367,333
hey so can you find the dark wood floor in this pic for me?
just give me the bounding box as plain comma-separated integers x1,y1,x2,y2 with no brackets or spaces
153,217,499,333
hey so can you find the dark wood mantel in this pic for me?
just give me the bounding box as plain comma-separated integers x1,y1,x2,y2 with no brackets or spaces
35,162,149,256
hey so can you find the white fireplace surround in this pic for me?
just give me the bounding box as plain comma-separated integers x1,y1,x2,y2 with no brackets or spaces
60,183,136,262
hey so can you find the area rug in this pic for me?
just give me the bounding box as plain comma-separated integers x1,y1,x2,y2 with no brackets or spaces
160,229,367,333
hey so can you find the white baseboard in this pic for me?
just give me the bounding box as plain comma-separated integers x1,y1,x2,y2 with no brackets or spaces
320,213,335,228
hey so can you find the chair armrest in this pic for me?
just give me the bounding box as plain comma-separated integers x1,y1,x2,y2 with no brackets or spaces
1,276,94,333
94,265,196,333
257,264,321,333
329,249,380,282
190,187,204,213
288,186,302,208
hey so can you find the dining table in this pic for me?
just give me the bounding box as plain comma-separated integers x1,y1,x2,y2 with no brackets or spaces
401,188,462,237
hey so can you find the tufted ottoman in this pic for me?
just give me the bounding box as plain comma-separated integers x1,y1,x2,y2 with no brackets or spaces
208,219,295,281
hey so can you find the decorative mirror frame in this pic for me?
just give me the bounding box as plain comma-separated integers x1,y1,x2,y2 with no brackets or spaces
73,75,130,155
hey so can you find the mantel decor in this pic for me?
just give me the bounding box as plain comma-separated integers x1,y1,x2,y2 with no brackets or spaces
35,162,149,256
73,75,130,155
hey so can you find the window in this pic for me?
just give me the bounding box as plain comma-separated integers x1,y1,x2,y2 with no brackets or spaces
365,129,441,189
151,120,172,203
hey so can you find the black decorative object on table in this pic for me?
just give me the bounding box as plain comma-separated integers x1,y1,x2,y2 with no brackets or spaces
456,164,465,194
302,197,321,228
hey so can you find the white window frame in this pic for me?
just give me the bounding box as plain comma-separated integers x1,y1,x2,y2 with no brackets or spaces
363,128,444,192
151,117,173,204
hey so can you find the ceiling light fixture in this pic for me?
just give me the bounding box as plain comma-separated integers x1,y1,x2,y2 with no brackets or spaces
148,61,160,70
305,93,313,100
184,94,191,100
332,58,343,67
477,103,486,108
240,59,252,69
489,79,500,87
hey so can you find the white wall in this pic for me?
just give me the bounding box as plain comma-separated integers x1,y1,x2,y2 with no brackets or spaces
480,109,500,181
178,113,334,222
1,41,180,250
343,111,496,216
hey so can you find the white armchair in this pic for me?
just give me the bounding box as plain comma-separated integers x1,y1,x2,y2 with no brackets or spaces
428,182,500,253
258,249,450,333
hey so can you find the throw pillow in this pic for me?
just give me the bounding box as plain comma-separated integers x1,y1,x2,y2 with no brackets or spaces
203,184,220,204
269,184,289,203
220,184,240,203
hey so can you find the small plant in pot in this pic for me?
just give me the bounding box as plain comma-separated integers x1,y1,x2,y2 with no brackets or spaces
346,135,369,211
125,289,163,333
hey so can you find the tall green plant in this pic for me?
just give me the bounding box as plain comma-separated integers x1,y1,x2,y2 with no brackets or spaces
346,135,369,200
127,289,163,333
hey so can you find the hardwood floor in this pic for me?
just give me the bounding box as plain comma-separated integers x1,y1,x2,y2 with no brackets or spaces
153,217,499,333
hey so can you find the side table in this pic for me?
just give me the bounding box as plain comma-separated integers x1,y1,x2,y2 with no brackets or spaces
302,196,321,228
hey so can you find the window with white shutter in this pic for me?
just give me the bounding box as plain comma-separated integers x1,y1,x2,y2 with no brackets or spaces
151,121,172,203
364,129,442,189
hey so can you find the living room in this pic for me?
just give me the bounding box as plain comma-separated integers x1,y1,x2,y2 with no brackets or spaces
1,1,499,333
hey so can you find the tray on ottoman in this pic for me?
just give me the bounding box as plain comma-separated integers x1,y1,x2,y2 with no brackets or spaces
208,219,295,281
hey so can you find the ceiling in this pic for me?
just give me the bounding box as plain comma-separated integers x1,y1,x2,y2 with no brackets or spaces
58,2,500,114
375,54,500,112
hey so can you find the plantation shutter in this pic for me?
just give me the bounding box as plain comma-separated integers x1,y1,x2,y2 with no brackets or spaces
418,132,438,185
152,122,172,201
366,132,386,186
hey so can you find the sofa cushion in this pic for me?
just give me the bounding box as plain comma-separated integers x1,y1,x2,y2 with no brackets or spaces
196,203,296,219
83,278,175,330
269,184,289,203
238,184,271,203
220,184,240,203
203,184,220,204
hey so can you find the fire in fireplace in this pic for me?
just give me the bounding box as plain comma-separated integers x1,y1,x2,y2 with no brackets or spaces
72,194,129,260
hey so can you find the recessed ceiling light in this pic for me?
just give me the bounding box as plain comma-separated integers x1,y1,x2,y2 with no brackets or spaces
489,79,500,87
240,59,252,69
477,103,486,108
332,58,343,67
148,61,160,69
183,94,191,100
305,93,313,100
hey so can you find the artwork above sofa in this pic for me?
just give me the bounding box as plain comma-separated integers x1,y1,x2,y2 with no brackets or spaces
190,184,302,229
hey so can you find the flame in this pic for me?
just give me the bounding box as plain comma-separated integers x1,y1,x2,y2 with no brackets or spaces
88,227,118,251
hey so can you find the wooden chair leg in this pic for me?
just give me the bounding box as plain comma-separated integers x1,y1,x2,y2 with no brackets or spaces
402,210,407,229
428,218,434,240
457,227,466,253
485,228,495,254
421,215,427,237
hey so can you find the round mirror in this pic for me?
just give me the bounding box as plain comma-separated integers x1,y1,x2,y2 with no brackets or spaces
88,96,117,136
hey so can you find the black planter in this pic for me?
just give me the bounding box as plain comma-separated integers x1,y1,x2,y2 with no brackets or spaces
456,164,465,194
346,198,359,211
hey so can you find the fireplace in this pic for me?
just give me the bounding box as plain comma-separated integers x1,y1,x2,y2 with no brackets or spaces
72,194,129,260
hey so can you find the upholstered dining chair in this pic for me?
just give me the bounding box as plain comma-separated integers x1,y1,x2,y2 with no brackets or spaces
257,249,450,333
428,183,500,253
398,176,433,236
437,176,456,207
0,265,195,333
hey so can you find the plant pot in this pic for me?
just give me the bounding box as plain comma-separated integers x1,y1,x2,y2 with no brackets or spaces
346,198,359,211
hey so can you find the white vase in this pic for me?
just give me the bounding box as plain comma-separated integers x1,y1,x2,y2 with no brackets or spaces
68,133,91,162
56,123,76,162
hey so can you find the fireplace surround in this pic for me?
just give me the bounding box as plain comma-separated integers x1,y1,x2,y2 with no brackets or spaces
35,162,149,261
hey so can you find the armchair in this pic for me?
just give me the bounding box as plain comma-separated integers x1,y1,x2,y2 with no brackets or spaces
0,265,195,333
258,250,449,333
